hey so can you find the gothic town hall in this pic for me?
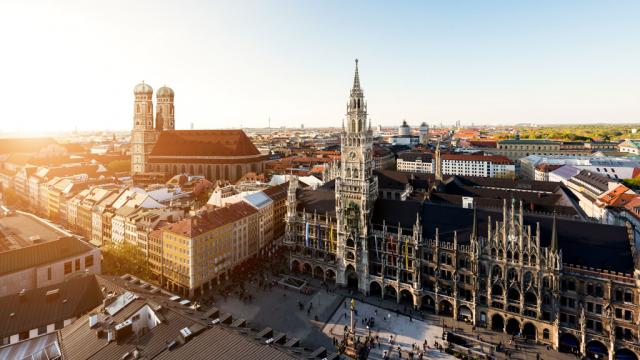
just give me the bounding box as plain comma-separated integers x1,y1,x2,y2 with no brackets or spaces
285,60,640,359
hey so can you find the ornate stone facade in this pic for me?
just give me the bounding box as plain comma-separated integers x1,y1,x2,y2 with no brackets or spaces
285,61,640,360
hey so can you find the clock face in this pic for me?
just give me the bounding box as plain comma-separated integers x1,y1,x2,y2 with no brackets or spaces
349,151,357,160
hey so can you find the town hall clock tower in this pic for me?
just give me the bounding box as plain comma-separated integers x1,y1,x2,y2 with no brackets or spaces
335,60,378,292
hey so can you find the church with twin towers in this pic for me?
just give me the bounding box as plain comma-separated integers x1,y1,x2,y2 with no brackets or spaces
285,60,640,358
129,83,267,181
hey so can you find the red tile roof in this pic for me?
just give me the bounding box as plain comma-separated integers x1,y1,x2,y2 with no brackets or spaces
150,130,261,157
598,185,635,207
263,182,288,201
163,202,257,237
624,197,640,220
467,140,497,148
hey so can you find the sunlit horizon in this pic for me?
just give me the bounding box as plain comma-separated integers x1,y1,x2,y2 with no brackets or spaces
1,0,639,134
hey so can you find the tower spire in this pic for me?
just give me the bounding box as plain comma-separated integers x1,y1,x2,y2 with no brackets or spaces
471,206,478,240
352,58,360,90
435,140,442,181
550,211,558,252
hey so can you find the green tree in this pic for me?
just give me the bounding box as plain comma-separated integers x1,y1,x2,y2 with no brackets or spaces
623,178,640,190
102,242,152,280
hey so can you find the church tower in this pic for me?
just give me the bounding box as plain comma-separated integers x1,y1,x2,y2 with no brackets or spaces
131,82,160,173
335,60,378,292
155,86,175,131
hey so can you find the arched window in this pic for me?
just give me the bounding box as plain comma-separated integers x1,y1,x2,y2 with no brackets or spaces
524,272,533,286
508,268,518,282
492,265,502,279
508,287,520,301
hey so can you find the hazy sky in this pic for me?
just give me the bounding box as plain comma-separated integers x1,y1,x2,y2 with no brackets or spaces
1,0,639,133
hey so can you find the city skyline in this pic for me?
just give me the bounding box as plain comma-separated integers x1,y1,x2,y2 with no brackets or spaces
1,0,639,134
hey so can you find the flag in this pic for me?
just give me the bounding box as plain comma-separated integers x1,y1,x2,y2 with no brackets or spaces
405,239,409,269
329,224,335,252
374,234,379,261
305,222,310,248
317,223,322,250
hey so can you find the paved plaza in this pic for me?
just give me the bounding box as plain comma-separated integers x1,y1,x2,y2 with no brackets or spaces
210,273,343,350
201,264,577,360
323,298,456,359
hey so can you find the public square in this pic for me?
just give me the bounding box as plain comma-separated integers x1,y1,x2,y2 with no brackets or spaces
201,261,578,360
323,298,456,359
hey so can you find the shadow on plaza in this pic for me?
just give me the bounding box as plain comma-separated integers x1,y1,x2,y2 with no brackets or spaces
199,266,574,360
205,272,343,351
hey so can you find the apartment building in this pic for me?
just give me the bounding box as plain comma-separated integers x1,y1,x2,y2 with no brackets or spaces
158,202,259,297
397,151,514,178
